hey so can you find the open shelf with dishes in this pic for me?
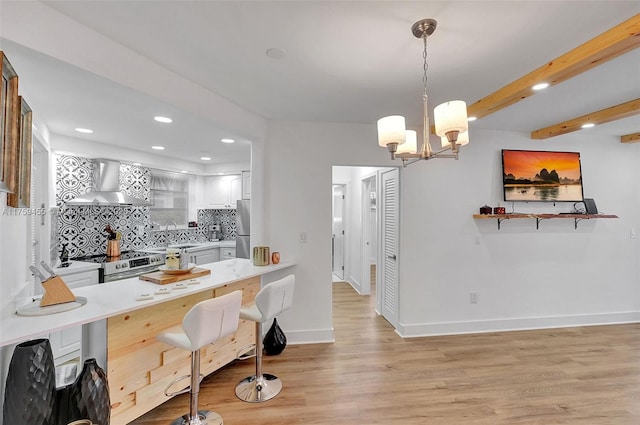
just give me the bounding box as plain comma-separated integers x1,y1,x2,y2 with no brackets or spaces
472,213,618,230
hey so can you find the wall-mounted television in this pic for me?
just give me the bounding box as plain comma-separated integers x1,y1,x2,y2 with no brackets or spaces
502,149,584,202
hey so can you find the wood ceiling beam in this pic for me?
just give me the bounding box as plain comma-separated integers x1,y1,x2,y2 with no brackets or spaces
466,14,640,121
530,98,640,139
621,132,640,143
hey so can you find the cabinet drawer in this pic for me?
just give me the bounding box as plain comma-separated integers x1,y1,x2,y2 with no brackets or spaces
220,247,236,259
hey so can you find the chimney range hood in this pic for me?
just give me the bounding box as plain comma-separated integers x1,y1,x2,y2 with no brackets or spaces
65,159,152,206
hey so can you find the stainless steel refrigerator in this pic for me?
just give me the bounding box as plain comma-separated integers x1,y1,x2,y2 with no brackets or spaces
236,200,250,259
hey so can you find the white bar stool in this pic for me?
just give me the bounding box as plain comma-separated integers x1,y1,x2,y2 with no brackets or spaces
235,274,295,402
157,290,242,425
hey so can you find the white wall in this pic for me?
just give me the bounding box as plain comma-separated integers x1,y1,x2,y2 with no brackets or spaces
263,121,396,343
399,129,640,336
264,121,640,342
0,124,53,424
0,196,34,425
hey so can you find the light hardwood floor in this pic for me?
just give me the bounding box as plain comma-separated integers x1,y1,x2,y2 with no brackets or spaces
131,282,640,424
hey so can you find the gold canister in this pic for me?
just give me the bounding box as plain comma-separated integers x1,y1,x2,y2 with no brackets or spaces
106,239,120,258
252,246,270,266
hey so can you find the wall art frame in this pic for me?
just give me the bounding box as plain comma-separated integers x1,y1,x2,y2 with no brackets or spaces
1,51,20,204
10,97,32,207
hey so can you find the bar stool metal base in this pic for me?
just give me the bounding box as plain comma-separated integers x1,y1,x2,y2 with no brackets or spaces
170,409,223,425
235,373,282,403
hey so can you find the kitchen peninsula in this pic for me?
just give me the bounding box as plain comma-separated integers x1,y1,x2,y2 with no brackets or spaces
0,259,294,425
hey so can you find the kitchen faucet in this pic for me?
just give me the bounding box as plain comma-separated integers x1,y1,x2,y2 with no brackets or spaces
165,221,177,246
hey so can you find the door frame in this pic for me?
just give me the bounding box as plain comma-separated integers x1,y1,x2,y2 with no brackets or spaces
30,135,50,296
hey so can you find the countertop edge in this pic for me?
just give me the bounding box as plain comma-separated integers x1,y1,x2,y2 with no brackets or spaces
0,259,294,348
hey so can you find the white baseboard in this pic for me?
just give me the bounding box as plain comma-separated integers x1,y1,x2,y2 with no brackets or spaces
396,311,640,338
286,328,335,345
347,276,363,294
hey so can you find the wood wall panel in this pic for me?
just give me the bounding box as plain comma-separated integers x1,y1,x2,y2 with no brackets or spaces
108,279,259,425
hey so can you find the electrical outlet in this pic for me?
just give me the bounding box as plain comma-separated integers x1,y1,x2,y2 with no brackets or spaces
470,292,478,304
299,232,307,243
474,234,481,245
631,228,636,239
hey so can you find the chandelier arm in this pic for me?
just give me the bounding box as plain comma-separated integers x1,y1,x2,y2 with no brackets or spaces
402,157,424,167
432,152,459,160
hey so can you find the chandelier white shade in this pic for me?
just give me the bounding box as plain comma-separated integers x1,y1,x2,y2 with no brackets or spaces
434,100,468,138
397,130,417,154
377,115,406,148
377,18,470,167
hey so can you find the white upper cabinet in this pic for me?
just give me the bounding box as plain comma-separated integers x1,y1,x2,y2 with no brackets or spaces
241,170,251,199
200,174,241,209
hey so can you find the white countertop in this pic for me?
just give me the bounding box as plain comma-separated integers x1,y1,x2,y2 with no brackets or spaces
0,259,294,348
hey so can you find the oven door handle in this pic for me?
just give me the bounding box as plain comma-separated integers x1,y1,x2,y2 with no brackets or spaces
102,265,161,283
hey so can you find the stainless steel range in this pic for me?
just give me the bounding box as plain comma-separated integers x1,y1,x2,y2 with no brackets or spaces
71,251,165,283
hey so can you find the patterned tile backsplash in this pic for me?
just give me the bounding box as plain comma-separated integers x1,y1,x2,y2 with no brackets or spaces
55,154,236,259
198,209,237,240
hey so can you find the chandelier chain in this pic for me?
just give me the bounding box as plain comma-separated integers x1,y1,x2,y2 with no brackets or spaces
422,35,428,100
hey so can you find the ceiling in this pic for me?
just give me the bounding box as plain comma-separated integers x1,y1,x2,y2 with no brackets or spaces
1,1,639,166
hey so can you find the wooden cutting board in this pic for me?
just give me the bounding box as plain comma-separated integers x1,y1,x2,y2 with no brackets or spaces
139,267,211,285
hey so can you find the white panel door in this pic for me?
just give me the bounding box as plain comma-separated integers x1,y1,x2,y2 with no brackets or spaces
380,169,399,327
332,184,346,280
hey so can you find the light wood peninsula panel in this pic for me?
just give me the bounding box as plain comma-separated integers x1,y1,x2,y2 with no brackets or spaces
108,276,260,425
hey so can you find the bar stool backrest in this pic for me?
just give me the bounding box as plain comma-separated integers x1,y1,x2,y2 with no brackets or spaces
183,290,243,350
255,275,295,323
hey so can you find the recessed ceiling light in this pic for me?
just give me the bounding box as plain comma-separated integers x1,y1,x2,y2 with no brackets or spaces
581,123,595,129
154,116,173,123
467,116,477,122
201,156,211,161
75,128,93,134
532,82,549,91
217,172,224,175
266,48,287,60
152,145,165,150
221,138,235,144
132,162,142,166
180,170,188,173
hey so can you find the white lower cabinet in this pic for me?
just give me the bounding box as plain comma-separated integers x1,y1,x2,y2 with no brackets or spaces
49,326,82,364
188,247,220,265
221,247,236,260
49,267,99,386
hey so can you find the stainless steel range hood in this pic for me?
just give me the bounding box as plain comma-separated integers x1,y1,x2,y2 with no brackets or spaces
65,159,152,206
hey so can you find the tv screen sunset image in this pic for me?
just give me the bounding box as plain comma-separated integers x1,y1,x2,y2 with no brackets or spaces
502,150,584,202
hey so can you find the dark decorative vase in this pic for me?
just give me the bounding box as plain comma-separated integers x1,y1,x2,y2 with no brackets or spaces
263,318,287,355
70,359,110,425
54,383,78,425
2,338,57,425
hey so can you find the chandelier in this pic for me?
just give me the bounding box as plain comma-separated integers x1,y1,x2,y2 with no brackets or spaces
377,19,469,167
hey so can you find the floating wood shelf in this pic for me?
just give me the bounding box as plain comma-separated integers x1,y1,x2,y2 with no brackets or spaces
473,213,618,230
